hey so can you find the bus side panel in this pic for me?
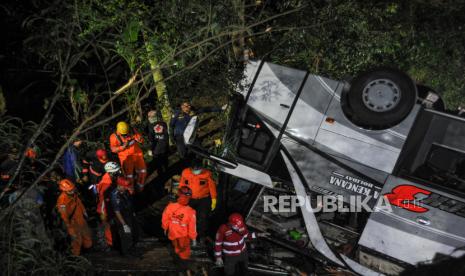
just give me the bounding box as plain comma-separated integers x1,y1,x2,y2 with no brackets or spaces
281,137,386,207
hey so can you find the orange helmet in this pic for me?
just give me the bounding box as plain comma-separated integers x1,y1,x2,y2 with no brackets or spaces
59,179,75,192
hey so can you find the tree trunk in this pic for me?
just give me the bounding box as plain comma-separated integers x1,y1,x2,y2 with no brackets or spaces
143,33,172,124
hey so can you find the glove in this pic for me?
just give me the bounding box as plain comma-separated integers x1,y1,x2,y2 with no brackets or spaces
147,150,153,156
211,198,217,211
191,239,197,247
100,213,107,221
123,224,131,234
215,258,224,266
221,104,228,111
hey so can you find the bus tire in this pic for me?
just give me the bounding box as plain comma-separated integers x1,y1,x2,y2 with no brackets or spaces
347,67,417,129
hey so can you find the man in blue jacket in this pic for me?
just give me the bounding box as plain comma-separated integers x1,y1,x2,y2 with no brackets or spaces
169,100,226,160
63,138,86,183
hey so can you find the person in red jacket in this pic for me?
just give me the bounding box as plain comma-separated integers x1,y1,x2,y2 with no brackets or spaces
96,161,122,248
162,186,197,262
178,158,217,245
109,121,147,191
214,213,261,276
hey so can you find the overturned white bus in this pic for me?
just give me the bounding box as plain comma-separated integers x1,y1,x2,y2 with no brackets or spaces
184,60,465,275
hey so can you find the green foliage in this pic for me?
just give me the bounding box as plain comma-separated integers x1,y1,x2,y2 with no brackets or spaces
0,198,92,275
255,0,465,109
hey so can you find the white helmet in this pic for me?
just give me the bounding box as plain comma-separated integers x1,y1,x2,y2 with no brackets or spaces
104,161,120,173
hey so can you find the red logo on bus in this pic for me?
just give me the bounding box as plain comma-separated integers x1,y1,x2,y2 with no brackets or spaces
384,185,432,213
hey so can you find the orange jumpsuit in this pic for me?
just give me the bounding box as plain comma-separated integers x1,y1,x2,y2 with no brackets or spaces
96,173,114,246
110,131,147,189
57,192,92,255
179,168,217,200
162,202,197,259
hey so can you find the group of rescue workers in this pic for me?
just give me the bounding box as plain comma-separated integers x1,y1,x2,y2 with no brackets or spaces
37,101,261,275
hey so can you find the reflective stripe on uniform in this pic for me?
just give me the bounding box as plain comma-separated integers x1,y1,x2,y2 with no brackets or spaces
223,236,245,246
170,220,187,227
136,169,147,173
222,244,246,254
126,174,134,178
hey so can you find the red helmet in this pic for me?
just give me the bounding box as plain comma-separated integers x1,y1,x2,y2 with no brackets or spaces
228,213,245,229
25,147,37,159
96,149,108,161
117,176,132,188
178,186,192,197
59,179,75,192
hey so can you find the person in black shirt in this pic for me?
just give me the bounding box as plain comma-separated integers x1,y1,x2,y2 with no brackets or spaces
84,149,110,192
110,176,139,256
147,110,169,174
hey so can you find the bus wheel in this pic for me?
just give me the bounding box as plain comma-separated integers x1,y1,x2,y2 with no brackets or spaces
347,67,417,129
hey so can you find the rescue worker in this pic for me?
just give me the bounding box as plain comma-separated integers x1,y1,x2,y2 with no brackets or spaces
109,121,147,191
56,179,92,256
85,149,110,193
110,176,139,256
214,213,258,276
147,110,169,174
169,100,226,159
96,161,122,248
63,138,87,184
178,158,217,245
162,186,197,263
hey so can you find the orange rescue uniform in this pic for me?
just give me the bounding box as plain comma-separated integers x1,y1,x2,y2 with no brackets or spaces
96,173,114,246
179,168,217,200
162,202,197,259
109,131,147,189
56,192,92,255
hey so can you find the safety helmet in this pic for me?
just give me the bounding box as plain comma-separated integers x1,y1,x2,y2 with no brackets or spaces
228,213,245,229
104,161,120,173
178,186,192,197
95,149,108,161
25,147,37,159
116,176,131,188
59,179,75,192
116,121,129,135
